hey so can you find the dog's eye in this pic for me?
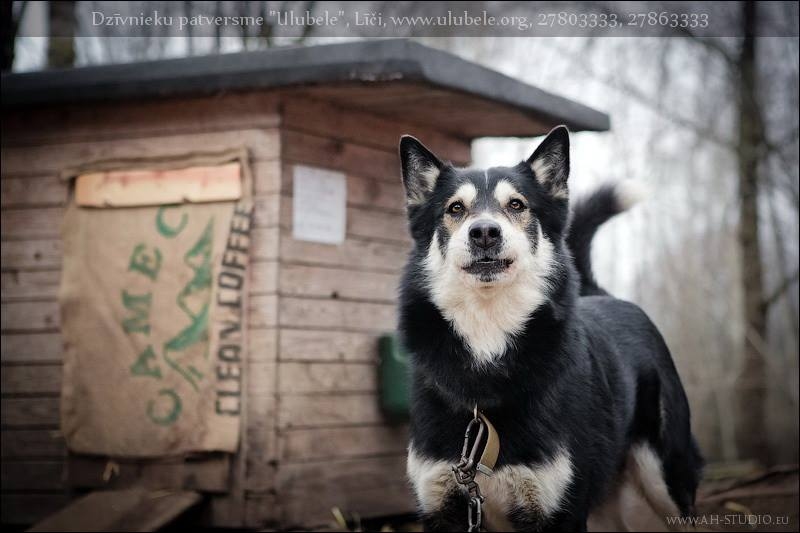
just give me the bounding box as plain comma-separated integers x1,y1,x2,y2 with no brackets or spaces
508,199,526,211
447,201,465,215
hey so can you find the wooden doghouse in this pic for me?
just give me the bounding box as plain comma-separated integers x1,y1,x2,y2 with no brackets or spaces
1,40,609,529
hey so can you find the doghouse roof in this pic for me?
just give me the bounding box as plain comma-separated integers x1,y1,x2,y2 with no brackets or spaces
1,39,609,138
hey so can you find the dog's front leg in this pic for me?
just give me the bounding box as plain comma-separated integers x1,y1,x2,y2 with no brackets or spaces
421,488,471,532
408,448,473,531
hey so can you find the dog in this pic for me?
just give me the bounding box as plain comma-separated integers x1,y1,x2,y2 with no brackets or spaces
397,126,703,531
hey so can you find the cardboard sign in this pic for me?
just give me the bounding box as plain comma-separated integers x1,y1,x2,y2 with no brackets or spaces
75,163,242,207
59,160,251,457
292,165,346,244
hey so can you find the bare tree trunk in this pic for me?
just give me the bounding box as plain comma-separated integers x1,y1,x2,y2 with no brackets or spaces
47,0,76,68
258,2,273,48
214,1,223,53
734,0,771,465
185,1,194,55
1,1,22,71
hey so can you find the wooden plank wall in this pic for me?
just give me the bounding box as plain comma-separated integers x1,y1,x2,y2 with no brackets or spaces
0,93,282,527
0,91,472,529
257,95,472,528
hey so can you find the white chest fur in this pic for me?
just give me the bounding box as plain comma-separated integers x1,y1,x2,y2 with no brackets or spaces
424,226,555,366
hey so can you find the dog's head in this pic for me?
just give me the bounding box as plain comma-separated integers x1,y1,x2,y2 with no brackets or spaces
399,126,571,337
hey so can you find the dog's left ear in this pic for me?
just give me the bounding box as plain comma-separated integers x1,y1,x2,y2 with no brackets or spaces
399,135,445,205
526,125,570,199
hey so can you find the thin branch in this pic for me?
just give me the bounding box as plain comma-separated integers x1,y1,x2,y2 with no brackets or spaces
549,40,737,149
763,269,800,309
675,28,736,66
589,0,737,65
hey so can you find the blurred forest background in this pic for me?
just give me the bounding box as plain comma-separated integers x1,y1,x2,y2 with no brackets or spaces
3,1,798,467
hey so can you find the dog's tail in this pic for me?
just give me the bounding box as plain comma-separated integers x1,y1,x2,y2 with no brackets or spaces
567,181,646,296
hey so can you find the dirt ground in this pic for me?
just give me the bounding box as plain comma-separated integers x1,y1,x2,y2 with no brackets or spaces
11,465,795,532
347,465,800,532
692,465,799,532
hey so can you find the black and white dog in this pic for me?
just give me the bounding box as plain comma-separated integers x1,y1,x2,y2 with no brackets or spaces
398,127,703,531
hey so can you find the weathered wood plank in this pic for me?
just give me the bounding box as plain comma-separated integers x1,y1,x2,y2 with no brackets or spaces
368,93,553,139
27,488,203,533
247,328,278,363
280,198,410,244
280,480,413,528
1,129,280,176
282,130,398,184
244,393,278,492
0,493,70,525
281,424,408,462
251,227,280,261
275,454,412,527
150,455,230,493
63,456,139,489
249,261,279,295
1,92,280,145
1,461,64,490
302,81,554,138
0,364,62,394
205,494,246,529
253,160,282,195
0,429,66,458
244,335,277,492
248,294,278,329
281,96,472,164
252,193,280,228
0,397,60,426
67,455,230,493
346,207,409,243
278,329,379,362
277,453,406,490
243,493,279,529
278,393,384,429
1,207,63,240
279,297,396,331
280,232,408,272
0,301,60,332
1,270,61,301
278,362,377,394
301,81,437,105
1,176,68,207
279,264,398,302
344,172,406,211
1,333,62,363
0,239,62,269
248,362,277,396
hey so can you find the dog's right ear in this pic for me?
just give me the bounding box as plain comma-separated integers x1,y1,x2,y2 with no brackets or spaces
399,135,444,205
527,125,570,199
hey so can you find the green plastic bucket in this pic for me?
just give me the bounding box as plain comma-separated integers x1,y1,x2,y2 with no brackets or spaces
379,334,410,420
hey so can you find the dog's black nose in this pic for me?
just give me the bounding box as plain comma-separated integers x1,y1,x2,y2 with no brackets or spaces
468,220,502,249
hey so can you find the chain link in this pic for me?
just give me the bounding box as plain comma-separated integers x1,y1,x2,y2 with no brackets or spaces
467,495,482,532
452,413,487,532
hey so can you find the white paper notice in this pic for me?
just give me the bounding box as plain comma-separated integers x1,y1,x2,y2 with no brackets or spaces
292,165,347,244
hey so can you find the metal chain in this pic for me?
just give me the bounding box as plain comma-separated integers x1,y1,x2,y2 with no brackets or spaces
468,493,483,532
452,411,487,532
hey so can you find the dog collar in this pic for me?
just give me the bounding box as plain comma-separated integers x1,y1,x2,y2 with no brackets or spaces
474,408,500,475
455,406,500,477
